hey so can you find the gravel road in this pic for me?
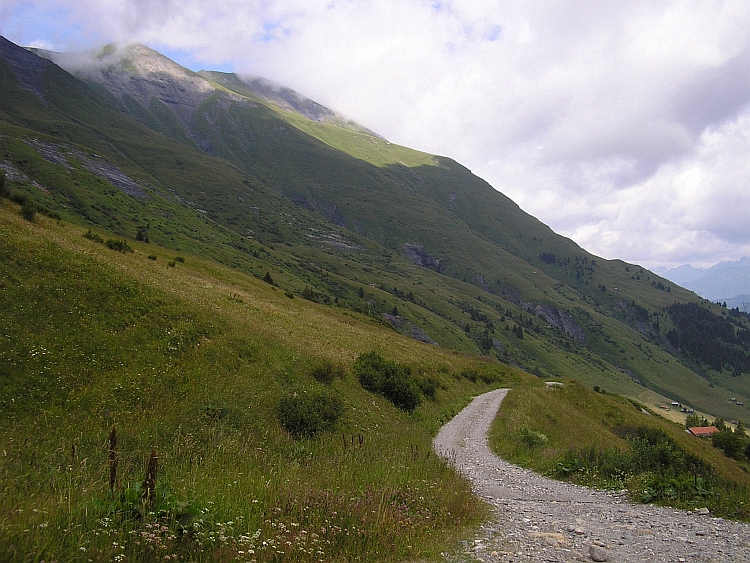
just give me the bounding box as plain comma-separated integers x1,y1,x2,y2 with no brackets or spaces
433,388,750,563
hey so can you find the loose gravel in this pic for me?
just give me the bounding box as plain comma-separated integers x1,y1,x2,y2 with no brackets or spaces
433,388,750,563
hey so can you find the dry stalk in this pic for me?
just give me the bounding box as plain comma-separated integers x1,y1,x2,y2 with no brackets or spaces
142,447,158,504
108,425,118,492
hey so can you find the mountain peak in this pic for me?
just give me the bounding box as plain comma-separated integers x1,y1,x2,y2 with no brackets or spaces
200,70,383,138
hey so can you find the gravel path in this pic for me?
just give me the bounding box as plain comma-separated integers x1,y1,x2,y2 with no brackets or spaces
433,388,750,563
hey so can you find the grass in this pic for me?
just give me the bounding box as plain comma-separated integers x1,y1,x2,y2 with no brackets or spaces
0,205,531,562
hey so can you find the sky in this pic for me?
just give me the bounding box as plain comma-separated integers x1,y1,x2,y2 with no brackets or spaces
2,0,750,271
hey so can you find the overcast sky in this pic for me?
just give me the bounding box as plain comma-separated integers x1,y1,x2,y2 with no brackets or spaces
2,0,750,271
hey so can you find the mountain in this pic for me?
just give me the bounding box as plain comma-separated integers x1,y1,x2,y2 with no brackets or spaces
4,35,750,422
663,257,750,303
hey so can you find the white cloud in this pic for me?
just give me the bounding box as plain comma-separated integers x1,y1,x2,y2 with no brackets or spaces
3,0,750,269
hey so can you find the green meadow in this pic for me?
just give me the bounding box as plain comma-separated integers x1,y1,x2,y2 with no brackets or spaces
0,203,528,562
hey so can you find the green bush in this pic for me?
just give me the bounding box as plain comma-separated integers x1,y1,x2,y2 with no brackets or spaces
554,425,716,504
518,427,548,448
105,238,134,253
277,389,345,439
460,368,478,382
712,430,747,461
416,375,440,400
84,229,105,243
20,199,36,222
310,360,345,384
353,351,421,411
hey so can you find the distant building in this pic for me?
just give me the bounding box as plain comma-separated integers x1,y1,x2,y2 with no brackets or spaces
688,426,719,438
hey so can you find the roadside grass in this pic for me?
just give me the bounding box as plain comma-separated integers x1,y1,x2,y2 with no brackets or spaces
488,381,750,520
0,208,524,562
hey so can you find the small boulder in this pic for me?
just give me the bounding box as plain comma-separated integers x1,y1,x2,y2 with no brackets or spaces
589,543,609,562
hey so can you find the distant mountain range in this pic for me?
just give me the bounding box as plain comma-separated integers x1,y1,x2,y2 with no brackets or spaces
661,257,750,307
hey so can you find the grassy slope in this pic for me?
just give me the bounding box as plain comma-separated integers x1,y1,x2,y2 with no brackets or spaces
1,203,535,562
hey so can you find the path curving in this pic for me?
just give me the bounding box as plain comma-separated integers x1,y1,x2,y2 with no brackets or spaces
433,388,750,563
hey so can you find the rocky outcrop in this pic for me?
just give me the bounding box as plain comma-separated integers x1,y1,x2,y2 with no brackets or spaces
38,44,217,127
23,139,148,199
381,313,438,346
535,304,586,342
402,243,443,273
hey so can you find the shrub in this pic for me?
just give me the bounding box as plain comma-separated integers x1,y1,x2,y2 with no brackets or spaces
353,351,421,411
301,286,320,302
277,389,345,439
20,199,36,222
416,375,439,400
518,427,548,448
84,229,104,243
105,238,134,253
310,360,345,384
460,368,478,382
0,169,7,198
712,430,747,461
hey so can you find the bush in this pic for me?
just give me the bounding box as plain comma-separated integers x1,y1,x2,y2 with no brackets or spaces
84,229,104,243
518,427,548,448
353,351,421,411
416,375,439,400
712,430,747,461
556,425,715,499
20,199,36,222
105,239,134,253
460,369,478,382
277,389,345,439
310,360,345,384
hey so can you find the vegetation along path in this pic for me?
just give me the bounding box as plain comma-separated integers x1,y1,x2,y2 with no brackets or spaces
434,389,750,563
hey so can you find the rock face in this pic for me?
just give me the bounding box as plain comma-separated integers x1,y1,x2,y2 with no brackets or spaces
402,243,443,273
23,139,148,199
39,44,217,128
381,313,438,346
535,304,586,342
